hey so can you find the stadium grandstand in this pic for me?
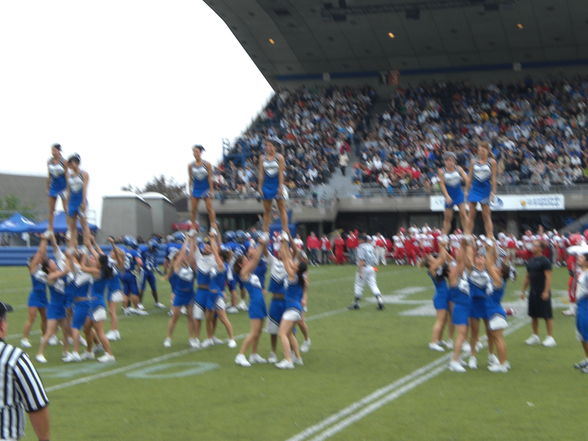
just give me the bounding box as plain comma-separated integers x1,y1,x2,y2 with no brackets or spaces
177,0,588,237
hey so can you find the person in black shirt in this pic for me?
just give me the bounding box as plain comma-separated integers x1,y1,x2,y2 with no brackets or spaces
521,241,556,347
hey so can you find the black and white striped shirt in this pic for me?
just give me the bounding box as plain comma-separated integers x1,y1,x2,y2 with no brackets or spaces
0,340,49,440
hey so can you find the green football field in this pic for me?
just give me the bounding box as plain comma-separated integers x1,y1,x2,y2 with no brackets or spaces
0,264,583,441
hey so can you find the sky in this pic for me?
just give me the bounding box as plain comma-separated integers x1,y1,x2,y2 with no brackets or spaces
0,0,273,225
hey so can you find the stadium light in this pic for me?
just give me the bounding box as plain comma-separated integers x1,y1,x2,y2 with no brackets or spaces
268,38,276,45
516,23,524,29
387,32,396,39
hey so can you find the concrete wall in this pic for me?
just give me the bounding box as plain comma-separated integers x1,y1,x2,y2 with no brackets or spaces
0,173,47,220
143,195,177,236
100,196,153,240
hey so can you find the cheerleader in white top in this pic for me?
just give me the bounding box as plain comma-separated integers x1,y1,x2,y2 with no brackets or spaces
438,152,468,235
234,233,269,367
188,145,217,232
484,239,511,372
20,234,50,348
275,234,308,369
47,143,68,232
66,154,90,248
259,139,289,233
571,246,588,372
465,142,497,238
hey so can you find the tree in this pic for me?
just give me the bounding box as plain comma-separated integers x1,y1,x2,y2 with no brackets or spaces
122,175,188,202
0,195,36,221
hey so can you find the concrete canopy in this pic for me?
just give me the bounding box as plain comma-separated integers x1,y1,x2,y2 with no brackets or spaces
204,0,588,87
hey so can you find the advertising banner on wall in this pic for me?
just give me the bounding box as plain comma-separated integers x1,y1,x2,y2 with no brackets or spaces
429,194,565,212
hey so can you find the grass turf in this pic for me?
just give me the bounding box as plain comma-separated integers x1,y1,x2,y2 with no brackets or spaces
0,264,581,441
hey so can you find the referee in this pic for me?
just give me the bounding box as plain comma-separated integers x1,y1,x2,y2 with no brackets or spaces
0,301,50,441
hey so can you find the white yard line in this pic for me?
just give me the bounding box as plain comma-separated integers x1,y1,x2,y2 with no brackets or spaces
44,306,351,393
287,317,530,441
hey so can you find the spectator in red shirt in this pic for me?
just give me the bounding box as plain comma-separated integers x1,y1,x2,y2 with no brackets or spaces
306,232,321,266
346,231,359,264
334,234,346,265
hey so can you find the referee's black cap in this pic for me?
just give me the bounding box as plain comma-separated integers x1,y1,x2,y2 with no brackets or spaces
0,301,13,319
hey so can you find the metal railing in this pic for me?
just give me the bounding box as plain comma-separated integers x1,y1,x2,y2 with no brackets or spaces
355,182,588,198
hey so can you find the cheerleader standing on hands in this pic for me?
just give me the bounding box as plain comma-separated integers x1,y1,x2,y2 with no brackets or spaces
438,152,468,235
188,145,217,232
46,143,68,232
259,139,288,233
464,142,496,238
65,154,90,248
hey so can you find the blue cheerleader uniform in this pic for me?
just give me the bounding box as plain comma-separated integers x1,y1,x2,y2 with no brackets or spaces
208,263,228,310
67,171,85,216
468,268,493,320
486,281,507,321
429,266,449,311
576,271,588,342
243,274,267,320
467,160,492,204
28,268,48,308
173,267,195,307
47,277,67,320
284,274,304,316
191,162,210,198
261,156,280,200
267,255,287,332
70,271,93,330
450,276,471,326
47,159,67,197
443,169,464,208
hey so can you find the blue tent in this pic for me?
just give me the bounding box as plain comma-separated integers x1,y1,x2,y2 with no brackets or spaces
0,213,37,233
30,211,98,233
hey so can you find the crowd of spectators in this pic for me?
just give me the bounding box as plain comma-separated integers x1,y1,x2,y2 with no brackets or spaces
356,78,588,194
214,86,375,197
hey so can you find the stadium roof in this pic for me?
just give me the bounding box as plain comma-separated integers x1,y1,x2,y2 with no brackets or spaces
204,0,588,86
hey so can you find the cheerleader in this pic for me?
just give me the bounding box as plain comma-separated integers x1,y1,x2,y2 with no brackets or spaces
65,154,90,248
163,237,198,348
422,245,453,352
259,139,288,233
203,231,237,348
47,143,68,232
188,145,217,232
120,237,148,316
275,235,308,369
573,249,588,372
78,236,116,362
484,239,511,372
234,234,269,367
464,142,497,238
193,237,217,348
266,245,288,363
438,152,468,235
20,234,49,348
36,235,72,363
105,237,125,341
447,239,471,372
464,241,494,370
66,251,95,361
